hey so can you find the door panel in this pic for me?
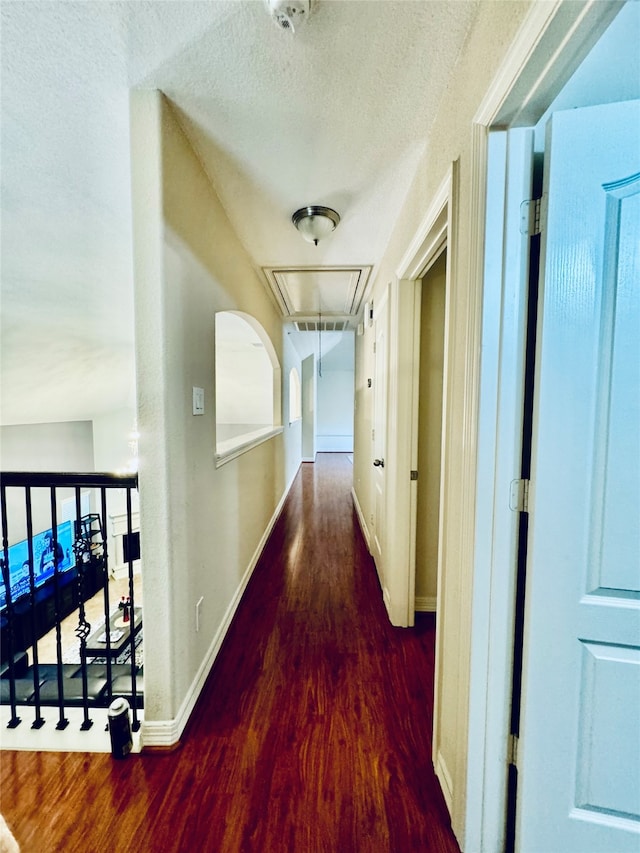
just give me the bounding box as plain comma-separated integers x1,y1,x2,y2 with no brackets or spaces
518,100,640,851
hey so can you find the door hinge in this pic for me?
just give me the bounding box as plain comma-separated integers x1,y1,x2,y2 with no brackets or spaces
508,733,519,767
520,196,543,237
509,478,530,513
410,470,418,481
371,428,375,441
373,341,377,354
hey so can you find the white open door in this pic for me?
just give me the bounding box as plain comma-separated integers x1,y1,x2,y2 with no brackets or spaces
371,286,389,592
518,100,640,851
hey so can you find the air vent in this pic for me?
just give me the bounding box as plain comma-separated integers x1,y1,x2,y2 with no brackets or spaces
295,320,349,333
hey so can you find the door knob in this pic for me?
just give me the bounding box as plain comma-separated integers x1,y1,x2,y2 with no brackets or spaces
373,458,384,468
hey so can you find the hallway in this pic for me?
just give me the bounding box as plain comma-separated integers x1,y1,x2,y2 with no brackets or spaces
1,454,459,852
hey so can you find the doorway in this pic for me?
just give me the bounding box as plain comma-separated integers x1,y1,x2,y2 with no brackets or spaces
414,250,446,613
468,3,640,850
301,354,316,462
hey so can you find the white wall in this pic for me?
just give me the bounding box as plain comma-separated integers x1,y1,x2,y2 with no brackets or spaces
288,330,354,454
317,371,354,453
92,408,137,474
130,90,301,737
316,333,354,453
0,421,94,543
1,421,94,472
91,407,140,575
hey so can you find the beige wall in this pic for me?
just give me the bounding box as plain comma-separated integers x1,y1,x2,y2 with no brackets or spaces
131,91,301,729
415,251,446,605
353,0,535,841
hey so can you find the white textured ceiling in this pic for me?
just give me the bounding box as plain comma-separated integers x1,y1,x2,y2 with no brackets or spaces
0,0,479,426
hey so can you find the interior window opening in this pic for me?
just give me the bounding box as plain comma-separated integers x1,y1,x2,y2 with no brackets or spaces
215,311,282,463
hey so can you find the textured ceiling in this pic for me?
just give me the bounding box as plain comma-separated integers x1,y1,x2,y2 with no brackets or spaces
0,0,479,426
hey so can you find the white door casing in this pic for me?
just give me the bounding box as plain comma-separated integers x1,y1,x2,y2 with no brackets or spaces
371,286,389,597
301,354,316,462
518,100,640,851
467,127,535,853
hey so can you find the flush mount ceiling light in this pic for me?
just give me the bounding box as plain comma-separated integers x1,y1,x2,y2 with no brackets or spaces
292,206,340,246
265,0,313,33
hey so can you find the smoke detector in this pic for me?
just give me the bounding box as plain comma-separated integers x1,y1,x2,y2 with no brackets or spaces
265,0,313,32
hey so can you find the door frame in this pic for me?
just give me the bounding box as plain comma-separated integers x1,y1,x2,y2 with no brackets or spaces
385,166,456,631
386,0,624,845
465,1,623,850
301,353,316,462
371,284,390,597
393,169,458,811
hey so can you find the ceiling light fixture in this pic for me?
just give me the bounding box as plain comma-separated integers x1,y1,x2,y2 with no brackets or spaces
265,0,313,33
292,206,340,246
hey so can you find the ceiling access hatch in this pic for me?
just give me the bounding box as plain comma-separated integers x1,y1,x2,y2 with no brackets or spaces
262,266,372,326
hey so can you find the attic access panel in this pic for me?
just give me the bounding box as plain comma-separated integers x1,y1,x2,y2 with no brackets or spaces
262,266,372,324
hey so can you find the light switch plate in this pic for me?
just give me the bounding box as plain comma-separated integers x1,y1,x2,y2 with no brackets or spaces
192,387,205,415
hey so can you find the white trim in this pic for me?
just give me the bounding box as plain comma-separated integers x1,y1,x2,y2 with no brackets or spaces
384,277,420,626
488,0,623,128
407,281,422,624
112,561,142,582
382,585,392,616
435,750,454,813
396,173,450,280
141,463,299,749
466,128,537,853
215,426,283,467
433,158,460,829
351,486,371,551
109,510,140,538
415,596,436,612
384,164,456,632
474,0,563,126
464,2,624,851
0,706,144,753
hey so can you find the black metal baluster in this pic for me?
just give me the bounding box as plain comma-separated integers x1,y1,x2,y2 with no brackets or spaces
0,484,20,728
49,488,68,730
100,488,112,706
25,488,44,728
1,472,138,731
126,486,140,730
73,488,92,730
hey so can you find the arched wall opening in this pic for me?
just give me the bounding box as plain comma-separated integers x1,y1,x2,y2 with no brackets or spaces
215,311,282,463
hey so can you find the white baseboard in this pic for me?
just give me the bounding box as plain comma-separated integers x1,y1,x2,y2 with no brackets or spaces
415,596,437,612
316,436,353,452
383,585,392,617
435,749,454,813
302,455,316,463
351,487,371,550
142,464,299,750
112,561,142,582
0,705,144,754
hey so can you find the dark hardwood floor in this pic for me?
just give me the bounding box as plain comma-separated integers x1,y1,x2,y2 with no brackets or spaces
1,453,460,853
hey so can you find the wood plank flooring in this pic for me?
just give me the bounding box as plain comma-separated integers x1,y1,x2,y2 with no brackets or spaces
0,453,460,853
